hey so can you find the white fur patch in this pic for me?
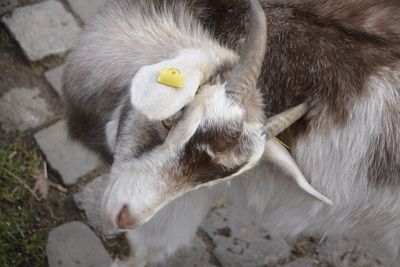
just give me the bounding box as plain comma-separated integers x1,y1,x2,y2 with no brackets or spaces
105,103,124,153
228,67,400,264
199,85,244,126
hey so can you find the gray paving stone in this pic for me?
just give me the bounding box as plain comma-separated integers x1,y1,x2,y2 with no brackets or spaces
2,1,80,61
0,87,53,132
47,221,112,267
74,174,117,237
34,120,101,185
317,238,383,267
149,237,218,267
45,64,65,96
66,0,107,23
201,207,291,267
283,258,315,267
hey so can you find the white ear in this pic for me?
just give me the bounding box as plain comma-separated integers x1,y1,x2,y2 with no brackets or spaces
130,50,207,121
263,138,333,205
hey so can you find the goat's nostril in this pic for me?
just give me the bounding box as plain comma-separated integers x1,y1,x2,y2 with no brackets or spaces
117,204,138,229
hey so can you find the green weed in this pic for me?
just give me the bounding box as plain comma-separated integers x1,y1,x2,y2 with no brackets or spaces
0,141,46,267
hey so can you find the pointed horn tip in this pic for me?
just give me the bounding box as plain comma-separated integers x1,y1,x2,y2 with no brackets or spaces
298,176,333,205
264,138,332,206
315,194,334,206
250,0,266,16
249,0,267,37
297,178,333,206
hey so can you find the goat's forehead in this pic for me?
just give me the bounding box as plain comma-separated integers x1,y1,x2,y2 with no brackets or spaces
164,84,260,166
198,85,244,125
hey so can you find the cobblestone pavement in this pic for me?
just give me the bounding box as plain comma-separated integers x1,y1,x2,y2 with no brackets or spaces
0,1,386,267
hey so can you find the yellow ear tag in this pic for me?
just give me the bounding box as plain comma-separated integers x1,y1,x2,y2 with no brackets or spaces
157,68,186,89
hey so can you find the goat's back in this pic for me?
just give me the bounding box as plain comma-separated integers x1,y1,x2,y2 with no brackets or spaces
63,1,400,259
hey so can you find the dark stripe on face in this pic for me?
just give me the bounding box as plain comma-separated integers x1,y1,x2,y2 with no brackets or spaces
178,126,249,185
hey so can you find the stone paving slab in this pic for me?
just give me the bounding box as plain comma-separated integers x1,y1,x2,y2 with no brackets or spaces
1,0,80,61
316,238,383,267
66,0,107,24
74,174,117,237
201,207,292,267
34,120,101,185
283,258,315,267
45,64,65,96
47,221,112,267
0,87,53,132
150,237,218,267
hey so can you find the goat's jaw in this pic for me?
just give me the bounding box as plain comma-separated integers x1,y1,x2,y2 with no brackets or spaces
102,170,252,231
101,130,266,231
101,138,332,231
101,151,256,231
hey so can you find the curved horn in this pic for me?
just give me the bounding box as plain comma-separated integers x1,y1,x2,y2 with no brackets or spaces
264,103,310,139
226,0,267,96
263,139,333,205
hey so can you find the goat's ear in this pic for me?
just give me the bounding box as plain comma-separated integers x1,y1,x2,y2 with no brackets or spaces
263,138,333,205
130,52,205,121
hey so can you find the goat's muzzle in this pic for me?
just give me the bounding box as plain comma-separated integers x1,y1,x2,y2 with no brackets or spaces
116,204,138,229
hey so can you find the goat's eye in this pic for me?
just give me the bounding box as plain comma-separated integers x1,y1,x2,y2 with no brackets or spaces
162,119,174,130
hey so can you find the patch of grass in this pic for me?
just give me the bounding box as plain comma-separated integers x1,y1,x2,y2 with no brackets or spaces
0,141,46,267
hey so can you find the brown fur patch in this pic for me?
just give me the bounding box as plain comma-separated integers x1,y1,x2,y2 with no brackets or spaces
200,1,400,125
195,0,400,188
367,137,400,188
178,126,246,185
262,0,400,41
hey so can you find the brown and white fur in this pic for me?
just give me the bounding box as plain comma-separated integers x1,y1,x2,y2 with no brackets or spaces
63,0,400,266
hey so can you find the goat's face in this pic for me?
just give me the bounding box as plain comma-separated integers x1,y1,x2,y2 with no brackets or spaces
177,85,266,185
101,83,266,229
101,0,331,230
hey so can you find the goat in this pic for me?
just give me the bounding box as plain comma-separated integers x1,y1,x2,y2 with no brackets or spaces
63,0,400,266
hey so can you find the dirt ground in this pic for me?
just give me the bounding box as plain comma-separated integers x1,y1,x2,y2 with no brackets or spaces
0,17,125,266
